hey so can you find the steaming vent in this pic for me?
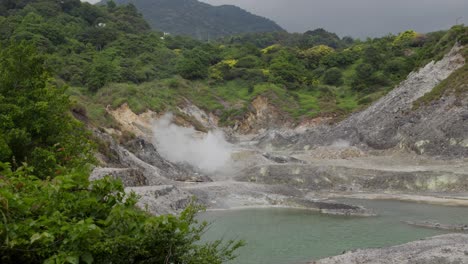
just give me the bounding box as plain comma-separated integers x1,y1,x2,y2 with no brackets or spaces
152,113,233,175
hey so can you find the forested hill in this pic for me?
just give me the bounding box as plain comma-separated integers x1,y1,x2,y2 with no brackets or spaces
0,0,466,128
99,0,284,40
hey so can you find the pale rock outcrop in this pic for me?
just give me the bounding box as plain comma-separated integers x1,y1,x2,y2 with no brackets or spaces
312,234,468,264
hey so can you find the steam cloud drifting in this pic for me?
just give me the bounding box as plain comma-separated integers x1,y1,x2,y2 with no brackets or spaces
152,113,232,174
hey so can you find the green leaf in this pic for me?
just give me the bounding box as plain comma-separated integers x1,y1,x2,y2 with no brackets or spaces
30,232,53,244
66,255,79,264
81,253,94,264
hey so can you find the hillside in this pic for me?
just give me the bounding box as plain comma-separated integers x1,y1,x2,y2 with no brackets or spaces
100,0,284,40
2,1,468,263
0,0,466,130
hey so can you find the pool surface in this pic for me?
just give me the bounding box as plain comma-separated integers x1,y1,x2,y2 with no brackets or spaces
199,199,468,264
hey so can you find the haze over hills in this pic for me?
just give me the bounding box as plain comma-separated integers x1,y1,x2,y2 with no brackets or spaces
201,0,468,38
99,0,284,40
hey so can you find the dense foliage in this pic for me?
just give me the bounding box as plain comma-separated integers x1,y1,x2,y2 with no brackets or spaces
99,0,284,40
0,0,466,124
0,42,243,263
0,42,94,179
0,164,242,264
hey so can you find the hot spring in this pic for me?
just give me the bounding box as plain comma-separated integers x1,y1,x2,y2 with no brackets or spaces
199,199,468,264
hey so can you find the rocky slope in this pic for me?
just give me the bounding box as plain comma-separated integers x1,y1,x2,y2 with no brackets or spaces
312,234,468,264
257,44,467,159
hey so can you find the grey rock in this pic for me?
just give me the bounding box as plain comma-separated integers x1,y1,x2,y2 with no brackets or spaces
237,162,468,193
126,185,192,215
90,167,147,187
259,44,466,158
124,138,212,182
403,220,468,232
262,152,306,164
291,198,376,217
313,234,468,264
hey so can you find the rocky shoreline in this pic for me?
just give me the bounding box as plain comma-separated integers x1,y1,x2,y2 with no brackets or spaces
403,221,468,232
311,234,468,264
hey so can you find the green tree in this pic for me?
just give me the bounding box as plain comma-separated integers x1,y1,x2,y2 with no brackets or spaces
0,42,94,178
351,63,374,91
236,55,261,68
269,50,307,89
363,46,383,69
300,45,335,69
85,52,121,91
106,0,117,11
393,30,418,47
323,67,343,86
176,48,211,80
384,57,413,79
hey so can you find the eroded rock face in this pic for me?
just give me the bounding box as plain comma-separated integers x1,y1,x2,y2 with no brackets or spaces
258,44,468,158
126,185,192,215
124,138,211,182
312,234,468,264
177,100,219,130
91,130,208,215
107,103,156,137
238,96,293,134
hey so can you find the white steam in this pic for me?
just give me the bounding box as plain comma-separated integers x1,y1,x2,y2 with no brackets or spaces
152,113,232,174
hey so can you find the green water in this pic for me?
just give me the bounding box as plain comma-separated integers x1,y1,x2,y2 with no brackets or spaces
199,200,468,264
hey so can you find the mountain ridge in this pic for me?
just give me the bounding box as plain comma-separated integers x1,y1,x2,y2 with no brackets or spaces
100,0,285,40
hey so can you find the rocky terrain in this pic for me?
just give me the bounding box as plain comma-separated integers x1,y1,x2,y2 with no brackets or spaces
312,234,468,264
88,43,467,261
403,221,468,232
89,43,467,212
256,44,467,157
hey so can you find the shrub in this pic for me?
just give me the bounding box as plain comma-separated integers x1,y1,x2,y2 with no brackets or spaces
0,42,94,178
323,67,343,86
0,163,244,264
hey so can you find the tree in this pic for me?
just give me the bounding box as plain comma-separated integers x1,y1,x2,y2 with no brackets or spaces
350,63,374,91
323,67,343,86
106,0,117,11
393,30,418,47
363,46,383,69
320,49,358,68
269,50,307,89
384,57,412,79
79,27,118,51
300,45,335,69
236,55,260,68
0,42,94,178
85,52,121,91
176,48,211,80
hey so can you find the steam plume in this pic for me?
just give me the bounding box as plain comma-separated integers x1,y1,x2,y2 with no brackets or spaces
152,113,232,174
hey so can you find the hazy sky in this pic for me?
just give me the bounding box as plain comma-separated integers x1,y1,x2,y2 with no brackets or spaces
201,0,468,38
82,0,467,38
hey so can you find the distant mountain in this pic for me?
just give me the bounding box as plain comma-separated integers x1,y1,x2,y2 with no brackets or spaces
100,0,285,40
